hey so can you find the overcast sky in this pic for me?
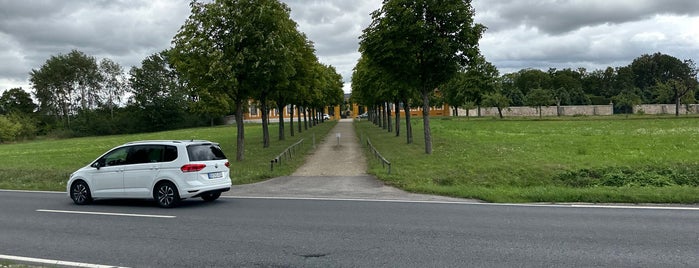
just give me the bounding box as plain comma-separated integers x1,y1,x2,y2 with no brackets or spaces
1,0,698,94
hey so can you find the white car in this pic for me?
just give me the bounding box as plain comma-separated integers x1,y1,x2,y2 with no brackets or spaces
67,140,232,208
323,114,331,120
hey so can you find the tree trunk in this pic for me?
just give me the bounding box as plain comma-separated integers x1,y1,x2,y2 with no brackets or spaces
394,99,400,137
297,105,302,133
289,105,295,137
303,107,308,130
676,95,681,117
278,103,285,141
422,91,432,154
497,107,503,119
453,107,459,117
261,99,270,148
386,102,392,133
403,98,412,144
235,100,245,161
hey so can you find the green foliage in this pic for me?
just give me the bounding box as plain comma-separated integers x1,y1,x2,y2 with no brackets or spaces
128,51,192,132
613,89,642,115
556,165,699,187
30,50,102,127
360,0,485,154
357,116,699,203
0,87,36,115
0,115,21,143
524,88,554,117
481,92,510,118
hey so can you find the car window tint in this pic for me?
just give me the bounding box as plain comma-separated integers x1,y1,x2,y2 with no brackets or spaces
187,144,227,161
126,146,151,164
163,146,178,162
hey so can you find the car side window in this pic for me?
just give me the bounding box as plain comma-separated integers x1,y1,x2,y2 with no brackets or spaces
99,147,130,167
163,146,177,162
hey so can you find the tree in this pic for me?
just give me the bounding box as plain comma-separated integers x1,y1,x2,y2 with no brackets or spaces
0,87,36,115
440,72,469,117
629,53,698,115
524,88,554,118
30,50,102,129
482,91,509,118
360,0,485,154
98,59,127,119
129,51,189,132
613,89,642,117
0,115,21,143
172,0,302,160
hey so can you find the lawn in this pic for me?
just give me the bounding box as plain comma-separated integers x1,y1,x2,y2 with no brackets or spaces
0,121,336,191
357,115,699,203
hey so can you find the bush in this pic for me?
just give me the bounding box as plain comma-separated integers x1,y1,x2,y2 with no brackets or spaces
0,115,21,142
556,165,699,188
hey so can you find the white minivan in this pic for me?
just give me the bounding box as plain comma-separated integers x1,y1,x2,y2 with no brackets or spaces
67,140,232,208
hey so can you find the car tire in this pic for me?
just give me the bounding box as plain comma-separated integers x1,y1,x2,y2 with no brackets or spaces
70,181,93,205
154,182,180,208
201,192,221,202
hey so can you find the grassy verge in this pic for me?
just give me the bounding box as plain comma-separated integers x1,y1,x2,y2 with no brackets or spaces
0,121,336,191
356,115,699,203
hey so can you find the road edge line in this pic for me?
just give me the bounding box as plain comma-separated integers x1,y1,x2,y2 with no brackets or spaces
0,254,128,268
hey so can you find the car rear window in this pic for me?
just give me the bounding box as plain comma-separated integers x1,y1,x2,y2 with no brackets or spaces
187,144,227,161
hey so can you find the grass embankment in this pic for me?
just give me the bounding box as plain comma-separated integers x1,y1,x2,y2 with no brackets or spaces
0,121,336,191
357,115,699,203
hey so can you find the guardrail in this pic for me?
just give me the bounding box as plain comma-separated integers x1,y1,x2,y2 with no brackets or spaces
270,139,305,171
366,138,391,174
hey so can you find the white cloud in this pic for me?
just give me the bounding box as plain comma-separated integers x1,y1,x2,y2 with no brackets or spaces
1,0,699,95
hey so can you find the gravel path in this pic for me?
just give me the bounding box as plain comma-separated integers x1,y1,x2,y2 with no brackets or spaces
228,119,473,202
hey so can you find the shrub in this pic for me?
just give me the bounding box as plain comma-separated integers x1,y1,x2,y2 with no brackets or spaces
556,165,699,188
0,115,21,142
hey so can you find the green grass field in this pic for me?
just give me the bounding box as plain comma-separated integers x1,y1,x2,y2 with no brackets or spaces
0,121,336,191
357,115,699,203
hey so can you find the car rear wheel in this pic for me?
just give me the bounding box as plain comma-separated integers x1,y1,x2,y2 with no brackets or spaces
154,182,180,208
201,192,221,202
70,181,92,205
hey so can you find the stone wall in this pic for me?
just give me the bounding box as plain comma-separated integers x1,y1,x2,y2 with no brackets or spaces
634,104,699,115
457,104,614,117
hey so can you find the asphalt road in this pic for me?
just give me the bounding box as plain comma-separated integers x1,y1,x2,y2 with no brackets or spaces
1,190,698,267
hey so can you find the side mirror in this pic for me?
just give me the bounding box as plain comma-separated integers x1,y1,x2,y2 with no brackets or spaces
92,160,104,170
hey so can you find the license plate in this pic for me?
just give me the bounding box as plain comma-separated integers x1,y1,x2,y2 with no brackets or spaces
208,172,223,179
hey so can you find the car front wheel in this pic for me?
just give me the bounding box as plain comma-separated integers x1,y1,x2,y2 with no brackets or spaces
154,182,180,208
70,181,93,205
201,192,221,202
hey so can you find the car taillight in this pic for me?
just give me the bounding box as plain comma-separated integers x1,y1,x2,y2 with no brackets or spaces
225,161,230,168
181,163,206,172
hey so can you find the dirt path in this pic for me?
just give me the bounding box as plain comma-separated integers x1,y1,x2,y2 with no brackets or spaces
228,119,472,202
291,118,367,176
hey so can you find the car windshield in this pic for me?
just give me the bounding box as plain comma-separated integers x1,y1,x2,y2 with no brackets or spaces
187,144,227,161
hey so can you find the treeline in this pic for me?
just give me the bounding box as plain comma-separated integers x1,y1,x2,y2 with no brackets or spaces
0,0,345,152
0,50,223,142
355,52,699,120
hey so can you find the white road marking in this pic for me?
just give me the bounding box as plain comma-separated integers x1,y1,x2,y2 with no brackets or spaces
36,209,175,218
223,196,699,211
0,254,128,268
0,189,64,194
3,189,696,212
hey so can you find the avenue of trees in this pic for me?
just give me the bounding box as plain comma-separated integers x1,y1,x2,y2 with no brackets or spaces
352,3,697,156
355,45,699,149
356,0,486,154
0,0,344,158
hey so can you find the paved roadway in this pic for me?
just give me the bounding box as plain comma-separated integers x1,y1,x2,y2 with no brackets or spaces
1,190,698,267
